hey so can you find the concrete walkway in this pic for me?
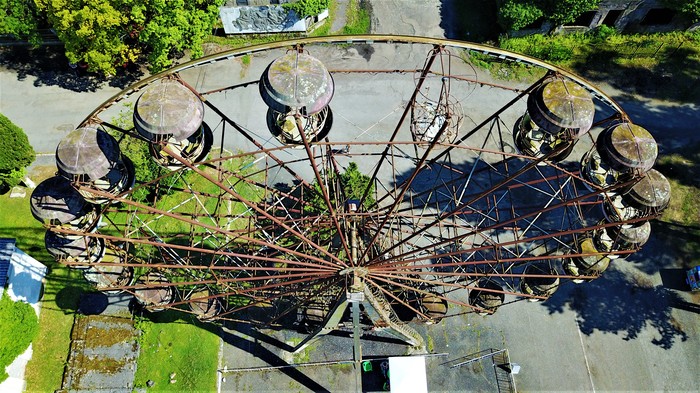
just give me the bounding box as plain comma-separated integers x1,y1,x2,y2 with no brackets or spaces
330,0,349,33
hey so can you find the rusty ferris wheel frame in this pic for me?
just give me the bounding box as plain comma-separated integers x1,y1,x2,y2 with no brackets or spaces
32,35,670,350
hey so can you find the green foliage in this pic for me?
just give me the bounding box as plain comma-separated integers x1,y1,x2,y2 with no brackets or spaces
0,0,41,45
543,0,601,27
0,113,35,190
589,24,617,42
283,0,329,18
499,33,574,62
663,0,700,23
0,293,39,383
341,0,370,35
139,0,224,73
497,0,601,31
34,0,139,75
497,0,543,31
133,312,219,391
108,103,182,203
34,0,224,75
306,162,375,213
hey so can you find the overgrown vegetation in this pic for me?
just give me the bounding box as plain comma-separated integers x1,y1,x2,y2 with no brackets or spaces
0,293,39,383
29,0,225,75
341,0,370,35
305,162,375,213
655,142,700,268
0,113,35,192
133,311,220,392
0,0,42,45
474,28,700,102
663,0,700,23
497,0,601,31
283,0,329,18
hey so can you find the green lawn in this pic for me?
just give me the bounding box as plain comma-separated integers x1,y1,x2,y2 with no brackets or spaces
0,168,89,393
133,311,220,392
495,30,700,102
655,142,700,270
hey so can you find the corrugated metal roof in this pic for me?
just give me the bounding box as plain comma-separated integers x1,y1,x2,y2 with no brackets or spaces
0,238,16,288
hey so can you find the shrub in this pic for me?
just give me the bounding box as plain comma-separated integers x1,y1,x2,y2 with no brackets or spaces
283,0,330,18
0,113,35,191
0,293,39,382
663,0,700,23
497,0,544,31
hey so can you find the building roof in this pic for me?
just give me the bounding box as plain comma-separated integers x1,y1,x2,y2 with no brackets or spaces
0,238,16,288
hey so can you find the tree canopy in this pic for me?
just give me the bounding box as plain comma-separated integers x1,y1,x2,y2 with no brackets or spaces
663,0,700,23
497,0,601,31
0,0,42,45
33,0,224,75
283,0,329,18
0,113,35,191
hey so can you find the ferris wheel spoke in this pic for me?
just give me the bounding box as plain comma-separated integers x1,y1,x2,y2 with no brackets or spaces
160,146,349,267
365,274,490,314
265,277,345,326
357,45,442,210
363,277,433,321
213,275,341,319
296,123,352,263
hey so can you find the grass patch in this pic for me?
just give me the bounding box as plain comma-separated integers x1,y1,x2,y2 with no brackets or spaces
341,0,370,35
494,29,700,102
133,311,220,391
309,0,338,36
0,168,89,392
655,142,700,267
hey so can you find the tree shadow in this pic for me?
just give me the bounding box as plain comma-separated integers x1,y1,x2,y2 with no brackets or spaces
0,45,144,92
55,285,84,313
570,45,700,103
542,268,688,350
220,323,330,392
439,0,500,43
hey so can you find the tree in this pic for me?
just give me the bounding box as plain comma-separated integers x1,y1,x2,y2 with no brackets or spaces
542,0,601,27
138,0,224,72
283,0,329,18
497,0,601,31
0,113,35,191
0,0,41,45
34,0,224,75
663,0,700,23
497,0,544,32
305,162,375,213
0,293,39,383
34,0,139,75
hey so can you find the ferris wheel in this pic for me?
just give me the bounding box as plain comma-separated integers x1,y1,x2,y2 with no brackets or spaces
29,36,670,351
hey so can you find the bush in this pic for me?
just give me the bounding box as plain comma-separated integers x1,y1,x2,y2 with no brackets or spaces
305,162,375,213
663,0,700,23
497,0,543,31
499,34,576,62
497,0,601,31
0,293,39,382
283,0,330,18
0,113,35,190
